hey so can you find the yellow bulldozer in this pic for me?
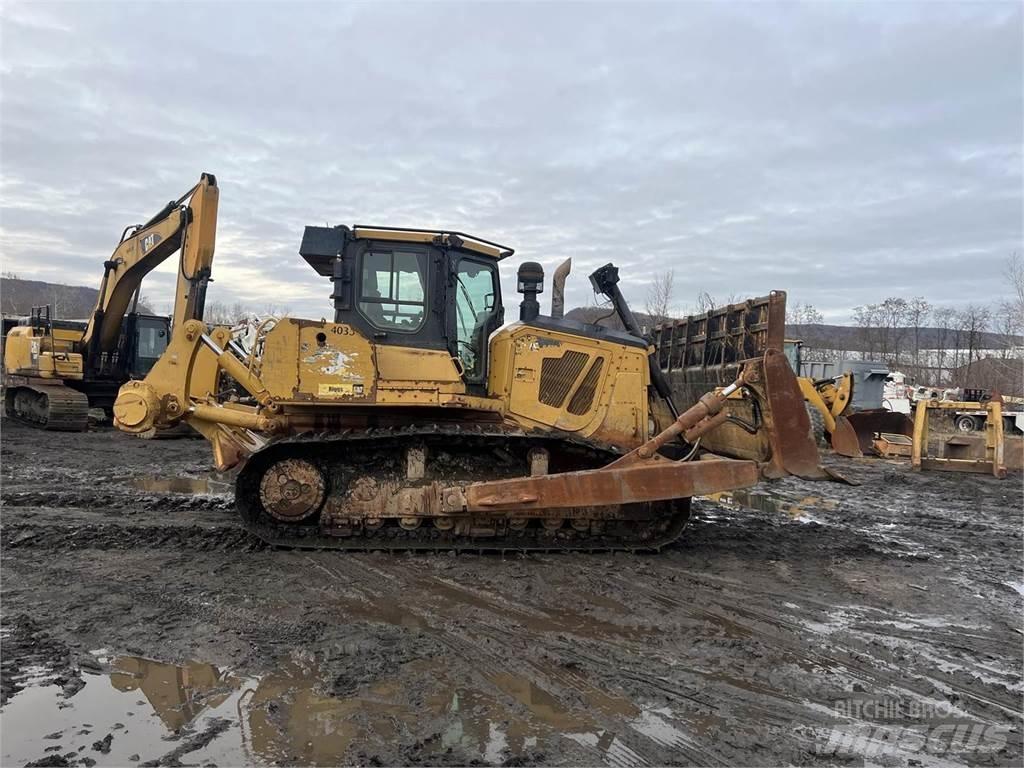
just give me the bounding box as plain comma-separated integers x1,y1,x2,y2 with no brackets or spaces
3,175,219,430
111,173,826,550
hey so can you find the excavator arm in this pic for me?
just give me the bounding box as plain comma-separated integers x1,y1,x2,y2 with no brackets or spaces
79,173,219,365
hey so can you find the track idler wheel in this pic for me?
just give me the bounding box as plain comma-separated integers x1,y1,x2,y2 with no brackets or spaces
258,458,326,522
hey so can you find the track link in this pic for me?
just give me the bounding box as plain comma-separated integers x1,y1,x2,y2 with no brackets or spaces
4,385,89,431
235,425,692,552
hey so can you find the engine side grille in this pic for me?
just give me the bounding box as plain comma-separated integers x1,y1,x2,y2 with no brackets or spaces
567,357,605,415
539,350,589,407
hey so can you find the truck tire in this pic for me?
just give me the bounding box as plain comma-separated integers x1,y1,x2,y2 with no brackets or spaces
955,415,979,433
806,403,826,447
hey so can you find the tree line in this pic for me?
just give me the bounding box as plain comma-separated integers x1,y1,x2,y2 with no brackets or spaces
645,254,1023,393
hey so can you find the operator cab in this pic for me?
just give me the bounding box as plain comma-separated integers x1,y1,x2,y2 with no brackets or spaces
299,225,510,386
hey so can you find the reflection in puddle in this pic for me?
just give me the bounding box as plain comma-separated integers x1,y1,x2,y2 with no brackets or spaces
703,489,836,521
130,476,230,494
2,652,697,767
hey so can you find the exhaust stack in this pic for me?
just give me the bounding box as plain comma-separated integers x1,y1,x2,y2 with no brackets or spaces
550,258,571,319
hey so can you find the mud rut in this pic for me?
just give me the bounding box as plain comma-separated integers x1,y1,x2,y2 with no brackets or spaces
1,420,1021,767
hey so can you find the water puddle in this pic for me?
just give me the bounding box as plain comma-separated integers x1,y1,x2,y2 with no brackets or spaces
421,577,648,639
702,490,836,521
2,650,700,767
130,476,231,494
1,656,253,767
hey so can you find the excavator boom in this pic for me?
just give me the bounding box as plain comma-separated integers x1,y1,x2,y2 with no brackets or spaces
81,173,219,358
3,173,219,430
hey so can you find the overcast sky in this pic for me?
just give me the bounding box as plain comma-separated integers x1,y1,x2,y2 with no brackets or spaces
1,2,1021,323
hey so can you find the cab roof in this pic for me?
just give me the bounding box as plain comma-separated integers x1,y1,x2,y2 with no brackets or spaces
300,224,515,277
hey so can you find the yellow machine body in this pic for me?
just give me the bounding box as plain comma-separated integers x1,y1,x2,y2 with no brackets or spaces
489,323,650,446
3,325,85,381
112,192,826,551
118,316,655,463
784,339,861,457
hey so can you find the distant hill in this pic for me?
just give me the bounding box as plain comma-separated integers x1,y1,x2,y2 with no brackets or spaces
786,323,1020,352
565,307,1022,351
0,278,152,319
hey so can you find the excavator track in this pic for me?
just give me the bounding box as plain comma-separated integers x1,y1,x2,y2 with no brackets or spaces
4,385,89,432
235,425,692,552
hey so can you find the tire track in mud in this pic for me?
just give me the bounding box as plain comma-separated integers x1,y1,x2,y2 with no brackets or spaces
3,519,264,552
610,558,1023,758
298,554,732,766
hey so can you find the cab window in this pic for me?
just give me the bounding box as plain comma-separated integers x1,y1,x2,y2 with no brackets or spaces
359,250,428,332
455,259,498,381
136,320,168,359
132,318,168,376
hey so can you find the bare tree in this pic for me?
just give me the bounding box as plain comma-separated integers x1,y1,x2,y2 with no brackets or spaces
993,300,1023,360
853,304,881,360
204,301,244,325
644,269,675,328
50,284,81,319
958,304,991,388
695,290,717,314
262,302,292,318
906,297,931,377
877,297,909,366
1005,251,1024,308
932,306,956,383
787,302,826,360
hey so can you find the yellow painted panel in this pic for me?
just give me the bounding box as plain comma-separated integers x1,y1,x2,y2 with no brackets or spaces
375,346,463,384
296,323,375,402
493,322,649,448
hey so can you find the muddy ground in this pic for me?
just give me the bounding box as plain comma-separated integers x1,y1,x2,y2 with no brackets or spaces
1,419,1021,767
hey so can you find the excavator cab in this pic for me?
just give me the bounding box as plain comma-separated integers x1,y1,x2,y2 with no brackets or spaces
299,225,507,388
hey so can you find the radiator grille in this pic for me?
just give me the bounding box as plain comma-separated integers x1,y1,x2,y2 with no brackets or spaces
539,350,589,407
567,357,604,415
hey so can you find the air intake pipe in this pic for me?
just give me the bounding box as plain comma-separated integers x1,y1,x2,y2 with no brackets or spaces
517,262,544,322
550,258,571,319
589,263,681,420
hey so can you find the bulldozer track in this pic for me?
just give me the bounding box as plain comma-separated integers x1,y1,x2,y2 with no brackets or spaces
3,384,89,431
236,424,692,552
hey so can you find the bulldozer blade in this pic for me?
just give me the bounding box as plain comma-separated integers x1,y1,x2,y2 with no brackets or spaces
761,348,829,480
830,415,863,458
846,409,914,454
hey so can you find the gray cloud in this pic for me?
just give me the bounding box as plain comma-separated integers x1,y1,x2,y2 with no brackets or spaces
1,2,1020,322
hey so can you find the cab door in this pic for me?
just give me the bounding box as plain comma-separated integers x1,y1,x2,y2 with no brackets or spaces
449,256,503,390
